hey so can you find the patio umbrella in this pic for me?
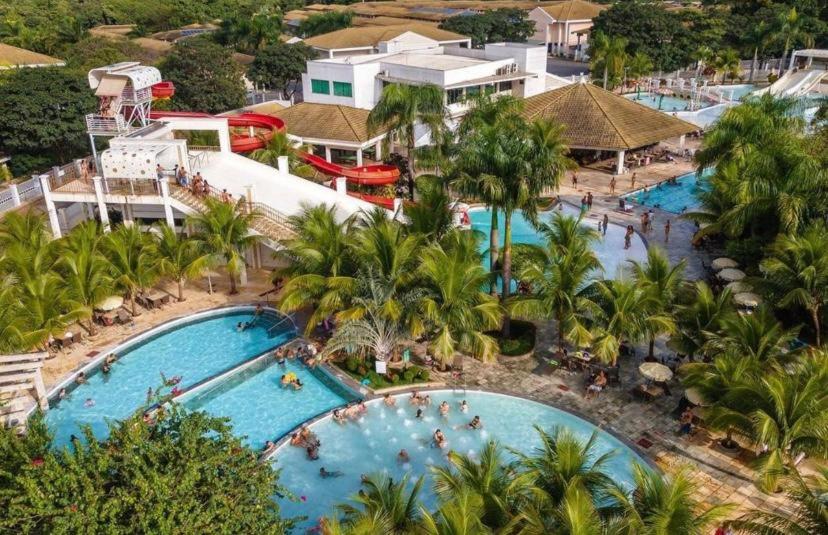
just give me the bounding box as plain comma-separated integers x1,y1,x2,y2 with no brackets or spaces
95,295,124,311
639,362,673,382
734,292,762,308
685,387,708,406
711,257,738,270
725,281,752,293
718,268,745,282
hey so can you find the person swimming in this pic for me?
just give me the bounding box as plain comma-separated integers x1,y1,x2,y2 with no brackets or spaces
415,408,424,419
332,409,346,424
439,401,449,416
306,445,319,460
409,391,421,405
84,398,95,408
459,400,469,412
383,393,396,407
262,440,276,453
289,433,303,447
75,372,87,385
237,322,244,332
397,449,410,463
357,401,367,414
292,378,304,390
319,467,342,478
433,429,447,449
422,394,431,406
58,388,67,400
102,363,112,374
468,416,482,430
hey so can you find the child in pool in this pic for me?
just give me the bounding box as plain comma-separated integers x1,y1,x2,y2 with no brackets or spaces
439,401,450,417
383,393,396,407
332,409,346,424
319,467,342,478
468,416,483,430
459,400,468,412
397,449,410,463
415,408,424,419
433,429,447,449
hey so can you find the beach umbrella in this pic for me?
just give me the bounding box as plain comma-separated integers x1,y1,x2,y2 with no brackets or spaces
718,268,745,282
95,295,124,311
685,387,708,406
711,257,738,270
725,281,752,293
734,292,762,308
639,362,673,382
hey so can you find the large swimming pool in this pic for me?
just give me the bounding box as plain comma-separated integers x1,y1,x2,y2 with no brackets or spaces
45,307,296,447
469,204,647,280
626,92,695,111
624,168,714,214
272,390,646,530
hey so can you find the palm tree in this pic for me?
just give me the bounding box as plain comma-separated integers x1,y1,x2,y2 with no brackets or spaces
701,306,796,363
188,198,260,295
154,224,212,302
760,222,828,346
420,488,491,535
510,212,601,351
671,281,735,360
367,83,446,200
745,21,771,83
630,247,685,359
431,441,534,530
626,52,654,87
712,49,741,84
105,224,159,315
249,130,313,176
733,467,828,535
418,230,502,367
607,464,733,535
403,177,454,241
59,221,113,335
15,272,86,350
590,31,628,90
589,280,673,366
693,45,714,77
336,473,424,534
772,7,814,75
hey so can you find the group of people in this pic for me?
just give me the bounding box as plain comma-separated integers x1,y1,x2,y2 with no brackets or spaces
289,426,321,460
332,401,367,423
280,372,304,390
274,342,320,369
188,172,210,197
585,370,608,399
579,192,594,212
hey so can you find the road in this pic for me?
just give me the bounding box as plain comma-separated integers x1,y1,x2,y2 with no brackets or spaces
546,57,590,78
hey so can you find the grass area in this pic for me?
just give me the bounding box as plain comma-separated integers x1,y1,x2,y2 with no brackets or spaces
335,356,431,389
488,320,537,356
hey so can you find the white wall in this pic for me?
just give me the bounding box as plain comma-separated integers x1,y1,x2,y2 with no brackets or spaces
528,8,553,44
302,61,381,109
378,32,440,54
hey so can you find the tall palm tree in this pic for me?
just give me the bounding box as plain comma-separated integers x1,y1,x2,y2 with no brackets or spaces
626,52,654,86
607,464,733,535
745,21,771,83
418,230,502,367
772,7,814,75
510,212,601,351
105,224,159,315
712,49,741,84
367,83,446,199
336,473,424,534
733,467,828,535
188,198,260,295
589,31,628,90
692,45,714,77
59,221,113,335
15,272,86,350
630,247,685,359
420,488,491,535
701,306,796,363
154,223,212,302
249,130,313,176
403,177,454,241
671,281,735,360
760,222,828,346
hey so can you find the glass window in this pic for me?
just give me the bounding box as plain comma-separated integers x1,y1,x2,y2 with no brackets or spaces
333,81,353,97
499,80,513,92
447,88,463,105
311,79,330,95
466,85,480,97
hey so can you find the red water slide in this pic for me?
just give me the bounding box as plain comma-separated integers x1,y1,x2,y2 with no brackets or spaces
148,110,285,152
296,152,399,186
151,81,175,99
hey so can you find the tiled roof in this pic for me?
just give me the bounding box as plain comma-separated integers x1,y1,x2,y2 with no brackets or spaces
303,24,468,50
274,103,383,144
522,82,698,151
540,0,605,21
0,43,64,68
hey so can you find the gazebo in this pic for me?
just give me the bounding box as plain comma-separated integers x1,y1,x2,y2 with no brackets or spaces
521,81,699,175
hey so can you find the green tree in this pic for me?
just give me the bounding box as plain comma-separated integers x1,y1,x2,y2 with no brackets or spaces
298,11,353,38
510,212,601,351
420,488,491,535
248,42,315,99
771,7,814,75
403,177,454,241
626,52,654,84
336,473,424,534
188,198,260,295
368,83,446,200
701,305,797,363
744,20,772,82
671,281,735,360
59,221,113,335
214,9,282,54
0,67,96,176
630,247,685,359
589,31,629,90
161,38,246,114
154,223,211,302
250,130,313,176
712,49,741,83
760,222,828,346
61,36,151,73
438,9,534,48
105,224,160,315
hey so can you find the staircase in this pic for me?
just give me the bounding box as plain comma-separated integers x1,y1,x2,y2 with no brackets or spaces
169,186,295,242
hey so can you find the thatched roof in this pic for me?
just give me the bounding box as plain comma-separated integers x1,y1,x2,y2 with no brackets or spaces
304,24,468,51
0,43,64,69
539,1,605,21
522,82,698,151
274,103,384,144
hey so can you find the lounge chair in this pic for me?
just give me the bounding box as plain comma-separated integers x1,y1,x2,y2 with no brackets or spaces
116,309,132,324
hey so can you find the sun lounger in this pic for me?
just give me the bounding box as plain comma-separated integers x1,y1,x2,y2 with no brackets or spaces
116,309,132,324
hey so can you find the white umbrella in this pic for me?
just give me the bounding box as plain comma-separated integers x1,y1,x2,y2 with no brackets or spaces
95,295,124,311
726,281,752,293
718,268,746,282
711,257,738,270
685,387,708,406
639,362,673,382
734,292,762,307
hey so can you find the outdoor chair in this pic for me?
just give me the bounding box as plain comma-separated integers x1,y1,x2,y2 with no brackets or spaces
71,331,82,344
116,309,132,325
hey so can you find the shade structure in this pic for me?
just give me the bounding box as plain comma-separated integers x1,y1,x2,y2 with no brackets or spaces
734,292,762,307
711,257,738,270
95,295,124,311
639,362,673,382
685,387,707,406
725,281,752,293
718,268,746,282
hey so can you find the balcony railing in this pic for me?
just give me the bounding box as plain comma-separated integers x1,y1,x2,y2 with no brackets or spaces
86,114,128,134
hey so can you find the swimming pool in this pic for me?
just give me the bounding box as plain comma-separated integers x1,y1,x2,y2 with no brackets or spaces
707,84,757,101
626,92,694,112
272,390,646,529
469,204,647,280
623,168,713,214
182,357,356,450
45,307,296,447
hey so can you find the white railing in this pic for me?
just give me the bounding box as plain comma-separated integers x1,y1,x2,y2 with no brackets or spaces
85,114,127,134
121,86,152,103
0,176,44,215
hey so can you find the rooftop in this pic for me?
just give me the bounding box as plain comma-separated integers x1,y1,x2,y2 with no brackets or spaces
0,43,65,69
303,24,469,51
538,0,606,21
273,103,382,144
522,82,698,151
380,52,486,71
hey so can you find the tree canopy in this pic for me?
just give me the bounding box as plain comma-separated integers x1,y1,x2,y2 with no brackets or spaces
297,11,353,38
248,42,315,98
439,8,534,48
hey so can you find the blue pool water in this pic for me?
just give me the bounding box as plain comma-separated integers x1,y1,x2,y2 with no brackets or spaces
708,84,757,101
626,92,694,111
183,358,356,450
624,168,713,213
273,391,645,529
46,309,295,447
469,205,647,280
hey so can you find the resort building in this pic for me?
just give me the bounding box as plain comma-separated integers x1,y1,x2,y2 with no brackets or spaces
528,0,606,58
303,24,471,58
0,43,65,69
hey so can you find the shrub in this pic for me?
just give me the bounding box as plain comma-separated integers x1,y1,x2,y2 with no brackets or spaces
417,369,430,382
345,356,360,372
390,373,399,384
357,365,368,376
402,369,416,382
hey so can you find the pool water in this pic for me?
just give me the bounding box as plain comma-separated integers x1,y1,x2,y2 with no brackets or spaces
469,204,647,280
626,92,693,112
45,309,295,447
273,391,645,530
183,358,356,450
707,84,757,101
624,168,713,214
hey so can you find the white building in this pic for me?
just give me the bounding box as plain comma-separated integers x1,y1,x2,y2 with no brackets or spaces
528,0,606,59
303,24,470,58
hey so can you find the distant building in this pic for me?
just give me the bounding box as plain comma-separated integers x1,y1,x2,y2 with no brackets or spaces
0,43,65,69
528,0,605,59
303,24,471,58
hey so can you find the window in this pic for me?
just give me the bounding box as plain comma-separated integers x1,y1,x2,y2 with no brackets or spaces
333,81,353,97
466,85,480,97
447,88,463,105
499,80,513,92
311,79,330,95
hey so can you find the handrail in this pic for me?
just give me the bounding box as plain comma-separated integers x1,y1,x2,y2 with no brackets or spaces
173,182,295,233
